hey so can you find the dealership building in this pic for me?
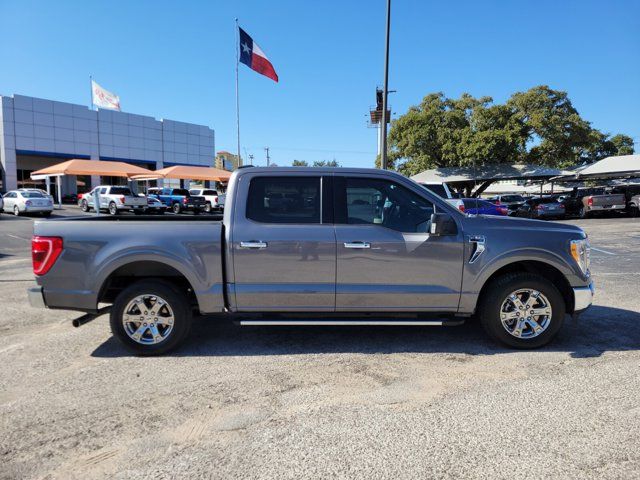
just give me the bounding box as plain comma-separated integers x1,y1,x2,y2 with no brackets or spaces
0,94,215,194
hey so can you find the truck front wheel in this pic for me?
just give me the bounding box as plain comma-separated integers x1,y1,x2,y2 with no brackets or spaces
478,273,565,349
110,280,192,355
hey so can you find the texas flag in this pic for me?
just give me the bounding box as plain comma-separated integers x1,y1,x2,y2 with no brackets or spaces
238,27,279,83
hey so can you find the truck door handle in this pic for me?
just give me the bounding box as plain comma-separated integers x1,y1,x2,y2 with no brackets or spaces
344,242,371,249
239,241,268,249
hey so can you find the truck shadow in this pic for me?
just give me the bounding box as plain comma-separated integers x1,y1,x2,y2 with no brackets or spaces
91,305,640,359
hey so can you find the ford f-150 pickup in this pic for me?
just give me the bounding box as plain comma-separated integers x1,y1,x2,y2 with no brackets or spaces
28,167,594,355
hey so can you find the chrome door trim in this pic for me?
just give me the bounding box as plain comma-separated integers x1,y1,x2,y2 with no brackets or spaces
239,241,268,249
344,242,371,249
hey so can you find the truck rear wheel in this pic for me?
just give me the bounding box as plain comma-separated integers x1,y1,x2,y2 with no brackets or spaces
172,202,182,214
478,273,565,349
110,280,192,355
108,202,119,215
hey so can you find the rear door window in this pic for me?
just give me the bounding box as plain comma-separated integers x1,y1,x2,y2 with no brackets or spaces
246,176,320,224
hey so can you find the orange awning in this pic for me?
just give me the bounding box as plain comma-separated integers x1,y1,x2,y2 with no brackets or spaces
31,159,151,178
132,165,232,182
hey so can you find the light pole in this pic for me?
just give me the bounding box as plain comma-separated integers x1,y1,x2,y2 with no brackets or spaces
381,0,391,170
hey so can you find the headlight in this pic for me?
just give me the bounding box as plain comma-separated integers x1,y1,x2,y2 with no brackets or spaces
570,239,590,276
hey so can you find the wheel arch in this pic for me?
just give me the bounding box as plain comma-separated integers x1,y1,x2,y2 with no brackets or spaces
98,260,199,310
477,260,574,313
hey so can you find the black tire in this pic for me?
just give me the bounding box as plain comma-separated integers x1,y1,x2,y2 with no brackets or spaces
478,272,565,349
13,205,20,216
629,205,639,217
110,280,192,356
193,208,200,216
41,211,51,217
80,200,89,212
204,202,212,213
108,202,119,215
172,202,182,214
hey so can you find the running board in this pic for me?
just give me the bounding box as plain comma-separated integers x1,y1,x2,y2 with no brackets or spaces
239,319,464,326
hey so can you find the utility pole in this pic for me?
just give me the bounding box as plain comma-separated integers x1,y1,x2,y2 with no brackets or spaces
264,147,270,167
381,0,391,170
248,154,254,165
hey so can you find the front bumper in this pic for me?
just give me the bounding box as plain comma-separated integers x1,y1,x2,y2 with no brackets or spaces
28,286,47,309
573,281,594,312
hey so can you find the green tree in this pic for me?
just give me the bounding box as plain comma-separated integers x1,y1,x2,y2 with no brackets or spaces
292,159,309,166
388,86,634,174
312,159,340,167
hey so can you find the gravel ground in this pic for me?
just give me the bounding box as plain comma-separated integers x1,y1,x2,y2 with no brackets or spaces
0,213,639,479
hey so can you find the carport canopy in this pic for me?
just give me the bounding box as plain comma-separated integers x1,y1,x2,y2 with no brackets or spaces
131,165,231,182
30,159,153,207
31,158,151,179
410,163,571,197
571,155,640,180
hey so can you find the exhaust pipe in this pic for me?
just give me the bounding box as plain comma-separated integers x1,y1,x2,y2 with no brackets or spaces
72,306,111,328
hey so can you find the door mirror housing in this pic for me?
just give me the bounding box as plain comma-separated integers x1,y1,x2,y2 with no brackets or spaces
430,213,458,236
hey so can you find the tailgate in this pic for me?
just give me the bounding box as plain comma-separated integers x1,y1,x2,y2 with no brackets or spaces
591,194,625,206
124,196,148,207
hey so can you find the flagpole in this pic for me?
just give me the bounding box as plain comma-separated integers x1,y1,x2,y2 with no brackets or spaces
89,75,94,110
235,18,242,167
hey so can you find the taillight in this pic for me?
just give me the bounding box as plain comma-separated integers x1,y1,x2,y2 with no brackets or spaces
458,203,465,212
119,196,125,204
183,197,188,204
32,236,63,276
587,197,593,206
536,205,544,210
214,196,218,202
499,207,508,215
25,200,32,206
495,200,501,205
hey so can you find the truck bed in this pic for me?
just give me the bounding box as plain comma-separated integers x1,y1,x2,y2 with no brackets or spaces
33,216,226,314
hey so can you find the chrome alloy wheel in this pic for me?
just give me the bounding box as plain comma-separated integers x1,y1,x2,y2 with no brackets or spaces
500,288,552,339
122,294,175,345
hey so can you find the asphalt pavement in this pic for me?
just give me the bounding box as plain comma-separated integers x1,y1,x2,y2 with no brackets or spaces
0,212,639,479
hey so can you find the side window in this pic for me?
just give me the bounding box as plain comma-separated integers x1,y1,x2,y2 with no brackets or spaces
344,178,434,233
247,176,320,224
99,188,108,195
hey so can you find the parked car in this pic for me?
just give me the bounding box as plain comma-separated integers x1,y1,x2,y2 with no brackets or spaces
188,188,222,213
579,188,626,218
515,196,566,220
0,194,4,214
79,186,147,215
3,190,53,216
462,198,508,216
144,196,166,214
28,167,593,355
147,187,206,214
18,188,54,203
419,181,465,212
486,194,526,216
628,194,640,217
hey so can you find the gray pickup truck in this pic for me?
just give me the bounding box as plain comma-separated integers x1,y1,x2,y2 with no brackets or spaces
28,167,594,354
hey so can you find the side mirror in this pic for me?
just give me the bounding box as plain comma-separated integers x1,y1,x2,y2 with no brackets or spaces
430,213,458,236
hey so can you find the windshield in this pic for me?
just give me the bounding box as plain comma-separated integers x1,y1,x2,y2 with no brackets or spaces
421,184,447,198
22,192,45,198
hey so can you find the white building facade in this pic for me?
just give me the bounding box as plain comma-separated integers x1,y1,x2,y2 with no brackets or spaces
0,94,215,194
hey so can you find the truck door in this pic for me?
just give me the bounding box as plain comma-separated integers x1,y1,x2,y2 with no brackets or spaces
333,175,464,312
231,174,336,311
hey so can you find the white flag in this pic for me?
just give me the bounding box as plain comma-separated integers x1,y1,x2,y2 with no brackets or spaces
91,80,121,111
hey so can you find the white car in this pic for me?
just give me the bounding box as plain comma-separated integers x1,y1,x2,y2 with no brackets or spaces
419,182,465,212
79,185,148,215
3,190,54,216
189,188,222,213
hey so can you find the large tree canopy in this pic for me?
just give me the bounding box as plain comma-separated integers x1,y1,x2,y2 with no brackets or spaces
388,86,634,176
